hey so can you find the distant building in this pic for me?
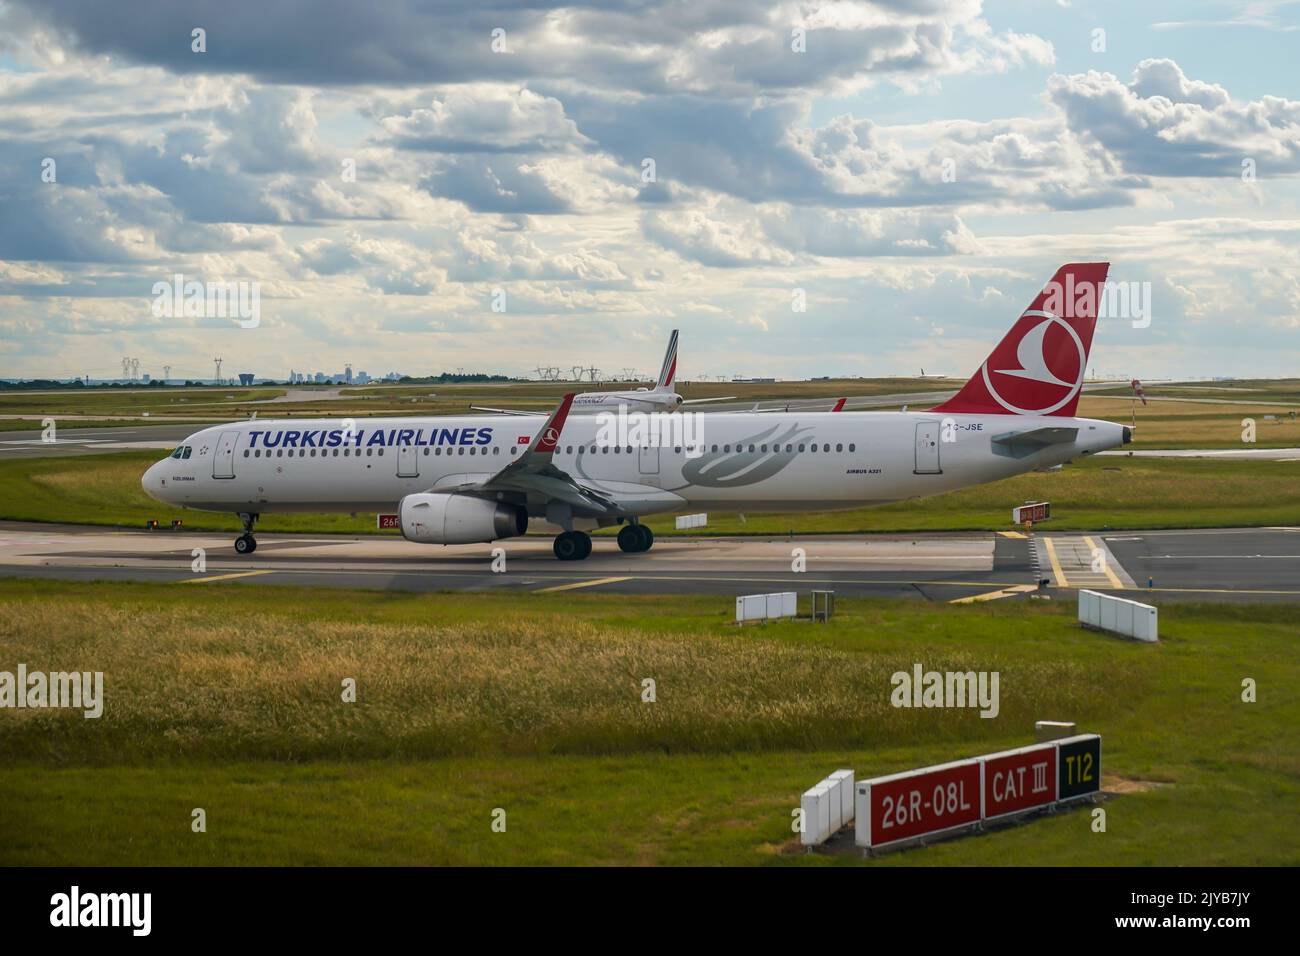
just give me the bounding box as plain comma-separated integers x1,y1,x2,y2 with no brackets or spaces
238,373,255,386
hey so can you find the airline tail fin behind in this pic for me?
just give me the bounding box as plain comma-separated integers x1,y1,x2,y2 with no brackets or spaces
933,262,1109,417
656,329,679,391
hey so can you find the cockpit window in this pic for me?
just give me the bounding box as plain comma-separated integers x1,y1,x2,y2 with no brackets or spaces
170,445,193,460
170,447,183,459
181,446,192,459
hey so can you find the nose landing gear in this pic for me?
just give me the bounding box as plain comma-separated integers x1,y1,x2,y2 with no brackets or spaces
234,512,259,555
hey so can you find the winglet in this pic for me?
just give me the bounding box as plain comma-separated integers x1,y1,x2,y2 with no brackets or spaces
532,393,574,455
831,397,846,412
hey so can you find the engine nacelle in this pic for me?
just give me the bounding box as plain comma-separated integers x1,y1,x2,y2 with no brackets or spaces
399,493,528,545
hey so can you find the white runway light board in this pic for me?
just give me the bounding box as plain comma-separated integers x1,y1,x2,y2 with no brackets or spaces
800,769,855,845
736,591,797,622
1078,589,1158,641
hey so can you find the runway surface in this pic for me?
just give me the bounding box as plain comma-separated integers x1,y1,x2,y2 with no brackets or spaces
0,424,200,459
1,521,1295,604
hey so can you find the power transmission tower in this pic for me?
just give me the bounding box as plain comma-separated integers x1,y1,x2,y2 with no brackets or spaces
214,357,223,384
163,365,171,382
130,358,140,381
121,357,131,381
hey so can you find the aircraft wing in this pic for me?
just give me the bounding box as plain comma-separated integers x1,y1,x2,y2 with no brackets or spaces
749,398,847,414
447,393,618,515
680,395,738,405
469,405,542,416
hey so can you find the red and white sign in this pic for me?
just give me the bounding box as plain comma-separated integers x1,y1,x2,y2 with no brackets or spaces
853,734,1101,850
1013,501,1050,524
517,435,531,445
982,743,1057,821
858,759,981,849
377,513,400,529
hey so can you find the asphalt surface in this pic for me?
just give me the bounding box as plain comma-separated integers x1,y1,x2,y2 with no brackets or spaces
0,424,200,459
0,521,1295,604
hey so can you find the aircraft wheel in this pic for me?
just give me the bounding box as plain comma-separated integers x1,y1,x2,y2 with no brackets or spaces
637,525,654,552
617,525,642,553
234,533,257,555
553,531,590,561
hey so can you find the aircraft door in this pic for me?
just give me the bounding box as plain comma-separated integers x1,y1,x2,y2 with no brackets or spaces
213,430,239,479
397,444,419,478
914,421,941,475
638,445,660,475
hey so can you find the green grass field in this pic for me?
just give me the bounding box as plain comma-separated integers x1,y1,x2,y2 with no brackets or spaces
2,449,1296,536
0,580,1294,865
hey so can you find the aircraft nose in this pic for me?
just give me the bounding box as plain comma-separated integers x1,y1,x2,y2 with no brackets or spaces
141,463,164,501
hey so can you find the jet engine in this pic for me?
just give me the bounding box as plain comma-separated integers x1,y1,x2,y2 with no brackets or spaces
399,492,528,545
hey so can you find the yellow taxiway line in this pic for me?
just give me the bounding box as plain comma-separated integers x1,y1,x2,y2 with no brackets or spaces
1082,535,1125,589
949,584,1037,604
1043,536,1068,587
534,576,633,593
179,570,276,584
998,531,1028,539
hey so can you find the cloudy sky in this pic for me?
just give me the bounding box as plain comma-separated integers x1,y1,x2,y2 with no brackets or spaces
1,0,1297,383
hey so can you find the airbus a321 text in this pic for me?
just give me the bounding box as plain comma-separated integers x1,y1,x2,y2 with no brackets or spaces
142,263,1129,560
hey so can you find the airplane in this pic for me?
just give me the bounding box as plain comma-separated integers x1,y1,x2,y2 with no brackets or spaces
471,329,735,416
142,262,1129,561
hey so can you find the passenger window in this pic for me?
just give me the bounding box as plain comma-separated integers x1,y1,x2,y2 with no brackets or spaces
798,444,805,452
836,443,843,453
823,444,830,452
377,448,383,456
711,444,718,453
458,448,464,455
748,444,755,453
724,445,731,453
422,448,428,456
760,444,767,452
849,443,856,452
510,447,517,456
493,447,500,455
243,450,249,458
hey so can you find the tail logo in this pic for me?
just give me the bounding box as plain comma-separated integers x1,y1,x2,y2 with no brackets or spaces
980,310,1086,415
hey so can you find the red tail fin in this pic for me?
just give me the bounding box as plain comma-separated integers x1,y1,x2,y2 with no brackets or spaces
933,262,1109,417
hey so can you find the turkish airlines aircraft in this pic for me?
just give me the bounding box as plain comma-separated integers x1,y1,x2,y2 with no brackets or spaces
142,263,1128,560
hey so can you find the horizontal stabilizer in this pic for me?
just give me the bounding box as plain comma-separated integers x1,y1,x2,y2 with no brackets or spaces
992,426,1078,447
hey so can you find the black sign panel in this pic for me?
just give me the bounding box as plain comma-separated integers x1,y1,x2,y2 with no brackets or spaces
1057,735,1101,800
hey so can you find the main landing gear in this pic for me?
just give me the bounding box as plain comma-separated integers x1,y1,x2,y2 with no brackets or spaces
234,512,259,555
617,523,654,554
553,530,592,561
551,523,654,561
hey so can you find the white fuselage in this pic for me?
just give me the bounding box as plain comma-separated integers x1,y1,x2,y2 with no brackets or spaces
142,410,1127,521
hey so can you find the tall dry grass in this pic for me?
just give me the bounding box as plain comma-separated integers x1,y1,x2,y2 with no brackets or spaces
0,597,1139,762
